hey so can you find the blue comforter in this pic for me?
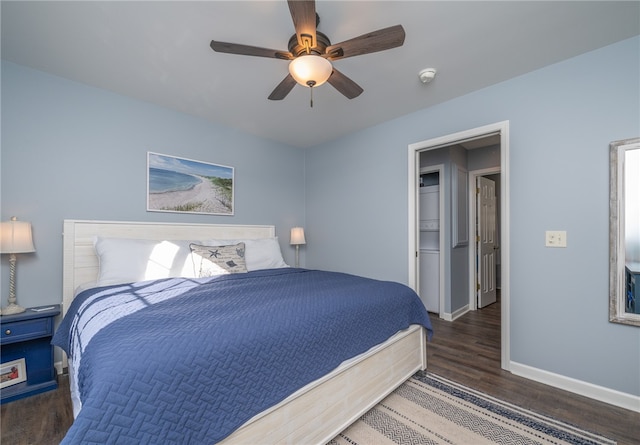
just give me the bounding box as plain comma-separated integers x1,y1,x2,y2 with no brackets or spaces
53,268,432,444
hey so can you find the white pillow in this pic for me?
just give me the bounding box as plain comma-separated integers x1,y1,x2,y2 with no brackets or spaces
94,237,199,286
202,237,289,271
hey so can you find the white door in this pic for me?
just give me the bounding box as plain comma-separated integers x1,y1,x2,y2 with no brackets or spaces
477,176,497,308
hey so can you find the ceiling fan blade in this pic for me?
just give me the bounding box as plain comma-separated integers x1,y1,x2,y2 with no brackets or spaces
288,0,317,49
326,25,405,60
268,74,297,100
210,40,293,60
327,69,363,99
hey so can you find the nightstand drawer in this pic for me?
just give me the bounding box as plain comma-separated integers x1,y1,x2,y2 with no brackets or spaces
1,318,53,344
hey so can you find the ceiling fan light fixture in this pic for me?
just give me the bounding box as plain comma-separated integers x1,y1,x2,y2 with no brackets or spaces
289,55,333,88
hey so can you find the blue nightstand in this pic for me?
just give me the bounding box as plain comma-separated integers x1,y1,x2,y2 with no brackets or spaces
0,305,60,404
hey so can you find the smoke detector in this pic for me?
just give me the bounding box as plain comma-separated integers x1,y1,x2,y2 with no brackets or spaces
418,68,437,84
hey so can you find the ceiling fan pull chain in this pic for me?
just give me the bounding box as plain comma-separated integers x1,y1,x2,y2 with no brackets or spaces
307,80,316,108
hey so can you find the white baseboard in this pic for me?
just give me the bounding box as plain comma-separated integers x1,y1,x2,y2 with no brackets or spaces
510,361,640,413
442,304,469,322
54,360,64,375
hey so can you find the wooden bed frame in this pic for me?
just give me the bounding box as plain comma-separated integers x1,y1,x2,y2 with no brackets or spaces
61,219,427,444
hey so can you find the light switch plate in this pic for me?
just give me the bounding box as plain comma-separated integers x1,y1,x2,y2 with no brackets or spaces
545,230,567,247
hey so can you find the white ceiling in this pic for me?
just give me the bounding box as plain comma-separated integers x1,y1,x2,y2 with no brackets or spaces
2,1,639,148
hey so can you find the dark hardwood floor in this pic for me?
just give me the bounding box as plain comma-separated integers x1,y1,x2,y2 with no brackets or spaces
2,297,639,444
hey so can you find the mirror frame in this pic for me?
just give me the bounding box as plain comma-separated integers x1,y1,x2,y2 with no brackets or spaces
609,137,640,326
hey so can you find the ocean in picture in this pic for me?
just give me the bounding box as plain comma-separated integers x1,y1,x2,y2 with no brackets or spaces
149,168,201,194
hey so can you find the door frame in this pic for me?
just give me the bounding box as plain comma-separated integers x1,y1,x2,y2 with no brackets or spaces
468,167,501,311
408,120,510,371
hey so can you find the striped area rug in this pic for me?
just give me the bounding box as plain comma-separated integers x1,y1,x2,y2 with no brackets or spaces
329,372,616,445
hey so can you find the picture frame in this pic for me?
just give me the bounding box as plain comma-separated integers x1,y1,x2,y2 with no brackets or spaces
147,152,234,216
0,358,27,389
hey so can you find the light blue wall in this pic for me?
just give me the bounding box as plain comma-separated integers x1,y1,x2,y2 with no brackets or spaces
0,62,306,309
305,36,640,396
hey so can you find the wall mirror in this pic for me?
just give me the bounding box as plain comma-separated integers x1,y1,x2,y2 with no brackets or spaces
609,137,640,326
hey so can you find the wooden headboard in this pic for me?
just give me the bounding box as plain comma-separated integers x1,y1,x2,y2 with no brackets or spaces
62,219,276,316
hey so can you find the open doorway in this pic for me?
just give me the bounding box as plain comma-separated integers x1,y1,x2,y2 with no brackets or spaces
407,121,510,371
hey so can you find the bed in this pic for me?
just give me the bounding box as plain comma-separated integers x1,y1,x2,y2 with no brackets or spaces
54,219,432,444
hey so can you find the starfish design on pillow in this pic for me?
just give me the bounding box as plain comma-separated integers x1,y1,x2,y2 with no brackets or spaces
208,249,221,258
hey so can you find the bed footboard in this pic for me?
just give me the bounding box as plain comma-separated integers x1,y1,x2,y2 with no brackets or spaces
220,324,427,445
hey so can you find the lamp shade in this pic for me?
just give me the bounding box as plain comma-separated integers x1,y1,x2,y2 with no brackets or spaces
290,227,306,245
0,217,35,254
289,55,332,87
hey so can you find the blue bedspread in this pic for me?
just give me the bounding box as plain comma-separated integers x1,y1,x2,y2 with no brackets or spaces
53,268,432,444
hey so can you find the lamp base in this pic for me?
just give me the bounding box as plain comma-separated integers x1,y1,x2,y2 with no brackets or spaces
1,303,26,315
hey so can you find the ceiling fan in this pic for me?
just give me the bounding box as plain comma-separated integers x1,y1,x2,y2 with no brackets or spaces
210,0,405,105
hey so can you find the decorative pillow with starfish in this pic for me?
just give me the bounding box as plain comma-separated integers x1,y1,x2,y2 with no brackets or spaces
189,242,247,277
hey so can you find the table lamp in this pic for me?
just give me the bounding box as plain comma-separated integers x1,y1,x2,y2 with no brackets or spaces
1,217,36,315
290,227,306,268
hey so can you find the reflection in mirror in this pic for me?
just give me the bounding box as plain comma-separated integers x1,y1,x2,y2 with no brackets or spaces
610,137,640,326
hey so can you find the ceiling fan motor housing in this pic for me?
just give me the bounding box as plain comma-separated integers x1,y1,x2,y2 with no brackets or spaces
288,31,331,57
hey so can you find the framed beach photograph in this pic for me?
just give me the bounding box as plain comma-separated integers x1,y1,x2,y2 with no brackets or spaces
0,358,27,389
147,152,234,215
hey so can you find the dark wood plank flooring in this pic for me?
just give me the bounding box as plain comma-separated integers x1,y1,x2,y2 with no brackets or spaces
2,297,639,444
